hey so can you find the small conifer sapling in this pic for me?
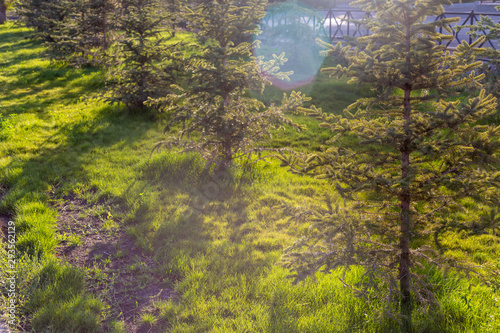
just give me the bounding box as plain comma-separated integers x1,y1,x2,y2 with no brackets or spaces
280,0,500,331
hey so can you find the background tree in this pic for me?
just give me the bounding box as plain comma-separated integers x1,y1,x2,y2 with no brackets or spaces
467,6,500,119
15,0,69,41
0,0,7,24
162,0,187,36
49,0,116,66
152,0,308,171
104,0,181,111
279,0,500,331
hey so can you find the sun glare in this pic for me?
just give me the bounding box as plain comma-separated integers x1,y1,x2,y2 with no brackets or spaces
255,1,328,89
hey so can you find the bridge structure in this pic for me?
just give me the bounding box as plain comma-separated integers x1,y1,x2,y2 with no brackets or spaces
259,5,500,51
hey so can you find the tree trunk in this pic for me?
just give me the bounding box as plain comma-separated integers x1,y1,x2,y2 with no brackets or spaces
399,191,412,333
0,1,6,25
398,20,415,332
399,88,413,333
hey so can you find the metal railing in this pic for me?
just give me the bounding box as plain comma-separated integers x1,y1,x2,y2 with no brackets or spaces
435,10,500,50
260,9,500,51
322,9,372,41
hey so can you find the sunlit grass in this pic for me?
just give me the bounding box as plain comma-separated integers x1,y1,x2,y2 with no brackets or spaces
0,21,499,333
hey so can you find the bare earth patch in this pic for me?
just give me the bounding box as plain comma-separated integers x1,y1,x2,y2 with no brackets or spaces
0,215,10,242
54,196,176,333
0,214,12,333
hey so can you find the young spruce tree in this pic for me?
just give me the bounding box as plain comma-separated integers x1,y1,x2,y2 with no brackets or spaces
104,0,182,110
152,0,308,171
162,0,186,37
49,0,116,66
280,0,500,331
468,6,500,107
16,0,69,42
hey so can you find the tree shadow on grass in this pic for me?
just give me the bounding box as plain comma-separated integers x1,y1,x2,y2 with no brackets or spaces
0,104,160,329
0,65,105,118
0,102,153,212
0,25,41,55
0,38,42,66
0,23,106,119
0,22,180,332
0,25,32,43
55,194,177,333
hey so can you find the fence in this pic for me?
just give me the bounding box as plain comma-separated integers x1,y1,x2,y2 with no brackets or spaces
260,8,500,51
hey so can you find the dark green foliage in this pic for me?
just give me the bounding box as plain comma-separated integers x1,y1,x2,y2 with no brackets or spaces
280,0,500,331
49,0,116,66
151,0,309,170
187,0,265,47
15,0,68,41
16,0,115,65
104,0,182,111
162,0,187,35
468,8,500,120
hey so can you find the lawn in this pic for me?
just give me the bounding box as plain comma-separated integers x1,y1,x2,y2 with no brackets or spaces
0,21,499,333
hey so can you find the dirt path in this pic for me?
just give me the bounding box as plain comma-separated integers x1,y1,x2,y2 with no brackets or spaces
0,215,12,333
55,196,177,332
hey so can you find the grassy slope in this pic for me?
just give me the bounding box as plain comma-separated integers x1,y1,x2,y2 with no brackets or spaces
1,22,499,332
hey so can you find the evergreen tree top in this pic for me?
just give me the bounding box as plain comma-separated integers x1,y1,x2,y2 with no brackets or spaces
186,0,266,47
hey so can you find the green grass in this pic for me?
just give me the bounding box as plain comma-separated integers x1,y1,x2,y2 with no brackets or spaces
0,21,499,333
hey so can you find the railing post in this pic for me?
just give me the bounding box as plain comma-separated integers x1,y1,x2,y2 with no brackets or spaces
469,10,474,44
438,14,443,45
329,10,333,41
439,15,443,35
346,11,350,36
